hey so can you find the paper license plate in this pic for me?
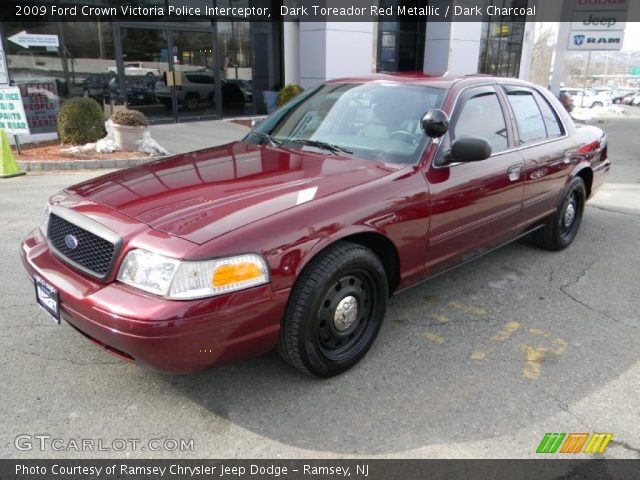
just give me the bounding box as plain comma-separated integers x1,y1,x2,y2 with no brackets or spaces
34,274,60,324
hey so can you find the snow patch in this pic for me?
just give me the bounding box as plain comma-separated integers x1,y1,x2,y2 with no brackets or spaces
61,120,169,156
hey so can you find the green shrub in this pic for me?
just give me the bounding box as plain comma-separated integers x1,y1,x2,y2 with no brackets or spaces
277,84,304,107
111,109,149,127
57,97,106,144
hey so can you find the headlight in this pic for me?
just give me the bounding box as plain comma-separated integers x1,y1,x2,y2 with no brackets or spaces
40,203,52,236
117,249,269,300
117,249,181,296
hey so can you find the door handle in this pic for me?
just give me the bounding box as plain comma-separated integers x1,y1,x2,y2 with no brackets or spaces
507,164,523,181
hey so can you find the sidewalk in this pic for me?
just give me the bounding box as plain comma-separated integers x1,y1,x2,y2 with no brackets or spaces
149,119,250,155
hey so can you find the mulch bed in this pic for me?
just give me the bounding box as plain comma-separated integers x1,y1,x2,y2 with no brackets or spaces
12,141,152,162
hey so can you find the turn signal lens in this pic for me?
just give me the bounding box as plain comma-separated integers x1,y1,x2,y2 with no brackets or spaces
213,262,262,287
167,254,269,300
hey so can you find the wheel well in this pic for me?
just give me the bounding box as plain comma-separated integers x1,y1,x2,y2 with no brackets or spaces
577,168,593,198
342,232,401,296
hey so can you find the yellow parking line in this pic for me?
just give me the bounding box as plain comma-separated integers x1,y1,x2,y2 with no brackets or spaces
448,301,487,316
424,332,445,344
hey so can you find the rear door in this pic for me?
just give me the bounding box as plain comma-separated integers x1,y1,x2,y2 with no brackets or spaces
424,85,525,274
499,85,576,225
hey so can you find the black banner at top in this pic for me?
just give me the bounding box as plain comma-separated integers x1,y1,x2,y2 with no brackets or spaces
0,0,637,23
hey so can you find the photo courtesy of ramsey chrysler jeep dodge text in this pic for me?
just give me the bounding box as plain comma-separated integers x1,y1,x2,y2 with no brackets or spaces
21,74,609,377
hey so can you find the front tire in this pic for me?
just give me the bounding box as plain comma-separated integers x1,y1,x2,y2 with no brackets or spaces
278,242,388,377
533,177,586,251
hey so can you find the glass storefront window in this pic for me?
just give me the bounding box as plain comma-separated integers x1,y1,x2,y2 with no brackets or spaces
4,22,67,133
375,7,426,73
477,0,527,77
3,5,283,125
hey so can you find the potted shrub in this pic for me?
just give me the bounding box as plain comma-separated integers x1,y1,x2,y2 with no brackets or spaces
110,109,149,151
277,84,304,107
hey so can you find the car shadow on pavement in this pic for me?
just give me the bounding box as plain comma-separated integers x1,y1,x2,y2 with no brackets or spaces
159,228,640,455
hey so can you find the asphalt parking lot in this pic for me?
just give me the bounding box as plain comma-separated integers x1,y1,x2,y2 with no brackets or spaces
1,118,639,459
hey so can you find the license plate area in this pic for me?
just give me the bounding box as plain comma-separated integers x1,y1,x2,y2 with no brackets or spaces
34,274,60,324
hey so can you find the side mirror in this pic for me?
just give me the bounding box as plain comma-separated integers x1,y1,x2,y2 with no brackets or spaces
449,136,492,162
421,109,449,138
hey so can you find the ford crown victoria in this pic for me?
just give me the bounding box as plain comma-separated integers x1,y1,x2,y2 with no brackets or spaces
21,74,610,377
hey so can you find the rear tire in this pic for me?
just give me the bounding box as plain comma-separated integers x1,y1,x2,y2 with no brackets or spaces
278,242,388,377
183,93,199,112
533,177,586,251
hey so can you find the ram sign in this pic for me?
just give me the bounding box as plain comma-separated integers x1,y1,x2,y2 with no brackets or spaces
568,30,624,50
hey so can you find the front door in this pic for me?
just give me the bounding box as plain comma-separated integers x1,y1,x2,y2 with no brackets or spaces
424,85,525,275
114,24,221,123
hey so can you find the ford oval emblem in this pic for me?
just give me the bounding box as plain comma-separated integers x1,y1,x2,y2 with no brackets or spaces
64,234,79,250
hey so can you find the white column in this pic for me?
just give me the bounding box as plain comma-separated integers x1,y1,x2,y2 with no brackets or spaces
423,21,483,76
547,0,570,94
518,21,537,80
299,22,374,89
283,22,300,85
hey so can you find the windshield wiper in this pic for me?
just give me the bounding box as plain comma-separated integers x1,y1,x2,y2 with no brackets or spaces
251,131,282,147
287,138,353,155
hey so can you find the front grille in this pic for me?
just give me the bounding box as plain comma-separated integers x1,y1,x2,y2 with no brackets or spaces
48,213,116,278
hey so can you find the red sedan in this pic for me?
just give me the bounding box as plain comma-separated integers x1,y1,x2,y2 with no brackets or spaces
21,74,610,377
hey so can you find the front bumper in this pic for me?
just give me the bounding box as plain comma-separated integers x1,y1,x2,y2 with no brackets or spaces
20,228,289,373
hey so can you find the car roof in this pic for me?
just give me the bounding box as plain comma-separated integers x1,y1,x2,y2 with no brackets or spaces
326,72,541,91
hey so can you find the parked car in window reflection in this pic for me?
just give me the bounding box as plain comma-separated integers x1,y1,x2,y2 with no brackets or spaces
80,73,117,103
226,79,253,103
103,75,157,106
154,70,245,111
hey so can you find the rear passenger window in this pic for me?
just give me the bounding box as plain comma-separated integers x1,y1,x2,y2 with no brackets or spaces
454,92,508,153
533,90,564,138
505,89,547,145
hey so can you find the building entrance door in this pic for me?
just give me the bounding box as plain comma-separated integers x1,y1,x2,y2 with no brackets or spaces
113,23,221,123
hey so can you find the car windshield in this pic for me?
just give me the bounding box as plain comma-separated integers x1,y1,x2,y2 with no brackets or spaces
246,82,445,164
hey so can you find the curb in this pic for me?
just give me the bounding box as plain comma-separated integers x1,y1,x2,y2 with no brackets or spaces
17,155,168,172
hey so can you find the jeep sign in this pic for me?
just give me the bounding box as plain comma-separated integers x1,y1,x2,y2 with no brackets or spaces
568,30,624,50
571,11,626,31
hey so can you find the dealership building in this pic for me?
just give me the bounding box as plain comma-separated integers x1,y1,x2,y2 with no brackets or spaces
0,0,534,134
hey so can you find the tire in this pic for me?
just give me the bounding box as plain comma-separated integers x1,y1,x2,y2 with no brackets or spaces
533,177,586,251
592,102,603,108
278,241,388,377
183,93,199,111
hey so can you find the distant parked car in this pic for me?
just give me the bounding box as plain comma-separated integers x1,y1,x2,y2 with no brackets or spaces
611,91,636,104
81,73,116,102
226,79,253,103
155,71,245,111
560,88,610,108
107,62,160,77
103,76,157,106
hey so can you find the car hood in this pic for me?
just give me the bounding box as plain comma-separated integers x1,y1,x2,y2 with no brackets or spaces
66,141,397,245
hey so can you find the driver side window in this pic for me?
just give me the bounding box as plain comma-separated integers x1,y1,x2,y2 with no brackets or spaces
453,91,509,154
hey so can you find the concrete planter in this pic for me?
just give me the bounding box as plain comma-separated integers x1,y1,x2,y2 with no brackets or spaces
112,124,147,152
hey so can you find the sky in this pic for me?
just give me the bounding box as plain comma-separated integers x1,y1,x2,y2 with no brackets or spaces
623,24,640,51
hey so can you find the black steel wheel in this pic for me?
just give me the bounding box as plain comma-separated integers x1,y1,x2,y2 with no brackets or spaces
278,241,388,377
533,177,586,251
